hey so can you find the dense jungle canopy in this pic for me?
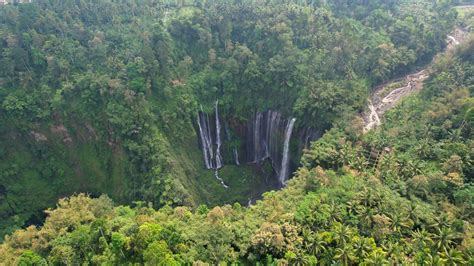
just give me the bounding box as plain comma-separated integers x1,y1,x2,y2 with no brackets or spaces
0,0,472,264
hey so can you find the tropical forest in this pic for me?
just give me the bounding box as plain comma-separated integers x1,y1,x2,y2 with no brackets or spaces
0,0,473,265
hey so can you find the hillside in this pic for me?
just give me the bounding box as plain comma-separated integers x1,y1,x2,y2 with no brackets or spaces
0,0,472,264
0,0,458,237
1,40,473,263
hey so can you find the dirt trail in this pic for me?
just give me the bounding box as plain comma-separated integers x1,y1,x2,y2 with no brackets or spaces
363,27,469,133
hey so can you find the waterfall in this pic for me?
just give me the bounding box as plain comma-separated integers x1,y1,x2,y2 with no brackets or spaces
301,126,319,149
197,111,212,169
233,148,240,165
269,111,282,175
246,110,296,184
215,170,228,188
197,113,209,168
364,100,381,132
197,102,223,170
249,110,282,164
448,35,459,45
197,106,299,184
279,118,296,185
204,110,215,168
215,101,223,169
253,112,263,162
264,112,272,158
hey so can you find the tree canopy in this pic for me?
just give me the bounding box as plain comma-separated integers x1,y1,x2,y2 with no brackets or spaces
0,1,471,264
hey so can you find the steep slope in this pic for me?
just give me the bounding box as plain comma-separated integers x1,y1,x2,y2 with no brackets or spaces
0,39,472,262
0,0,457,236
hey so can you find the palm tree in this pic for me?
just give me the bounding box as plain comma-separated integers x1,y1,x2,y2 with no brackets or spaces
447,128,463,142
345,200,359,225
346,200,358,216
288,252,311,266
441,247,465,265
405,202,419,227
412,228,433,251
349,151,369,171
328,201,343,223
356,205,374,231
334,245,356,265
336,142,351,167
388,212,413,235
305,232,327,257
353,237,373,260
431,214,451,229
333,224,353,246
362,250,389,265
382,241,405,265
414,138,433,159
399,158,424,178
372,190,386,210
433,227,455,251
357,188,375,207
423,253,447,265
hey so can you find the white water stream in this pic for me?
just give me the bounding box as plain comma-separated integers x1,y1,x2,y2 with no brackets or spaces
279,118,296,185
214,170,228,188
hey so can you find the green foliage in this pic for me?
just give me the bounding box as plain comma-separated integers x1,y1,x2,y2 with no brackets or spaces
18,251,47,266
143,240,178,265
0,1,468,263
1,159,471,264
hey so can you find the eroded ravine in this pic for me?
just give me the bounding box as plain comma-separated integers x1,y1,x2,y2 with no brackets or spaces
363,27,469,132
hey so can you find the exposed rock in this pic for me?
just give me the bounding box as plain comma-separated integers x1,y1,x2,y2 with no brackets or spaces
30,131,48,142
85,122,98,140
50,125,73,144
363,28,469,133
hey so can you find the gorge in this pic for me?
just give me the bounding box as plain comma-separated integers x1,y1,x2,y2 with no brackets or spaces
0,0,470,250
196,103,303,188
0,0,473,264
199,27,470,189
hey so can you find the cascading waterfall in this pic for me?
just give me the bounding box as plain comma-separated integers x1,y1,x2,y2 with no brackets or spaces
279,118,296,185
197,102,223,170
448,35,459,45
205,110,215,167
215,101,223,169
215,170,228,188
197,110,212,169
253,112,263,162
246,110,296,184
197,106,298,186
233,148,240,165
197,101,228,188
248,110,282,164
269,111,282,176
224,122,240,166
301,126,320,149
194,31,468,192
